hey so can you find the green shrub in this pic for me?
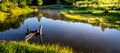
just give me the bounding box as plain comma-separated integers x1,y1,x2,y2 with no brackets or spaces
0,4,8,12
19,0,27,8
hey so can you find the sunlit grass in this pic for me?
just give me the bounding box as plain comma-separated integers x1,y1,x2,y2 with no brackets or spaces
0,1,33,18
9,7,33,16
0,41,73,53
60,10,120,30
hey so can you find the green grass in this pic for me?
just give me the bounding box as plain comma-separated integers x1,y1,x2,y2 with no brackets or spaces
0,41,73,53
60,10,120,30
65,7,120,17
9,7,33,16
0,6,33,23
0,1,34,17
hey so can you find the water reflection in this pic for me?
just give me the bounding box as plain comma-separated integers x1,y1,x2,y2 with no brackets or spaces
0,9,120,53
0,10,120,32
0,12,42,32
25,24,43,43
40,9,120,31
100,22,105,32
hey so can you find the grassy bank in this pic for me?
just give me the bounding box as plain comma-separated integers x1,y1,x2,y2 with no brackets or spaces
66,7,120,16
0,1,35,19
60,10,120,30
9,7,33,16
0,41,73,53
0,7,33,23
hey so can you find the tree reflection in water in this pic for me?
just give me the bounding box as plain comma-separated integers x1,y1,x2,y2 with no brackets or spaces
1,10,120,32
25,24,44,44
0,10,120,53
40,10,120,31
0,12,43,32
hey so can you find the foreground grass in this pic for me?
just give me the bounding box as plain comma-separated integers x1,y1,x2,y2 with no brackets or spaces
0,41,73,53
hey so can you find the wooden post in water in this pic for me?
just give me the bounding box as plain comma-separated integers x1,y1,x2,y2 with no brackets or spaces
39,25,43,42
26,25,30,33
40,34,43,42
39,25,43,35
24,25,43,42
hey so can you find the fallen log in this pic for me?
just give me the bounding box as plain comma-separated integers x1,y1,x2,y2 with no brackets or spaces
25,33,36,42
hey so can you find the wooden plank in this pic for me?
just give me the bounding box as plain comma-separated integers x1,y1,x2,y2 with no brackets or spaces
25,33,36,42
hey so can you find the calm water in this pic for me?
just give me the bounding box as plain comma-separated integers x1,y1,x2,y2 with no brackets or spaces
0,10,120,53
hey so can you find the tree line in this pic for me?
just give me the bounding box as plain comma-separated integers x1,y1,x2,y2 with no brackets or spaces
0,0,43,7
0,0,120,7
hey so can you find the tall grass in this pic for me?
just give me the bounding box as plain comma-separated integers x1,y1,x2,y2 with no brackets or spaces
0,41,73,53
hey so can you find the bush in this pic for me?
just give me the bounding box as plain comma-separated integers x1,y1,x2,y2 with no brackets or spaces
37,0,43,6
19,0,27,8
0,4,8,12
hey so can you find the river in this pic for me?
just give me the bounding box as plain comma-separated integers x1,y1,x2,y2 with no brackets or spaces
0,9,120,53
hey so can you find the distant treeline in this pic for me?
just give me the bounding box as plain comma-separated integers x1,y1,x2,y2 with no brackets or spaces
0,0,73,6
0,0,43,7
42,0,72,5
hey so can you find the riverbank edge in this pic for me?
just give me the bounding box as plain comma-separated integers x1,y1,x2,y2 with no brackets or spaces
60,10,120,30
0,6,38,23
0,7,34,17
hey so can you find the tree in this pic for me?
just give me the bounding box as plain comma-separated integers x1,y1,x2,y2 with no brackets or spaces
19,0,26,8
66,0,79,5
26,0,33,5
56,0,61,5
118,0,120,6
66,0,75,4
9,0,17,4
1,0,7,3
37,0,43,6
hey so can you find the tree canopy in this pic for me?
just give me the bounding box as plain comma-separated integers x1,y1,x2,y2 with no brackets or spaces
0,0,43,6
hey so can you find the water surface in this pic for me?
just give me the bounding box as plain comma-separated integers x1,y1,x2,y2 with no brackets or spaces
0,10,120,53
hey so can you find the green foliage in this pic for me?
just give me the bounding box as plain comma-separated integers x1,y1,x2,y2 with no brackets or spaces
26,0,33,5
56,0,62,5
37,0,43,6
0,11,36,31
0,0,43,8
75,0,120,9
30,6,38,9
1,0,7,3
9,0,18,4
9,7,33,15
66,0,75,3
0,11,8,23
19,0,27,8
60,9,120,30
0,4,8,12
0,41,73,53
0,2,17,12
